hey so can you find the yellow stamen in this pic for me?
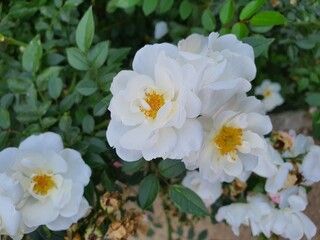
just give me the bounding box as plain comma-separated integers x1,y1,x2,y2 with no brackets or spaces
263,89,271,97
140,90,165,119
214,126,243,156
32,174,55,196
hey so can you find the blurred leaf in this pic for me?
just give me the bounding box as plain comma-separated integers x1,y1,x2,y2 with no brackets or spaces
306,93,320,107
86,153,105,168
158,0,174,13
84,181,95,206
122,159,145,174
250,11,286,26
240,0,265,20
158,159,185,179
48,77,63,99
101,171,113,191
0,131,9,150
312,110,320,140
231,23,249,39
76,80,98,96
59,93,76,112
201,9,216,31
76,6,94,52
82,114,95,133
93,95,111,116
169,185,209,216
88,41,110,69
0,107,10,129
59,115,72,132
243,36,274,57
219,0,234,25
41,117,57,129
66,47,90,71
22,35,43,74
7,77,33,94
142,0,158,16
198,230,208,240
179,1,192,20
296,39,316,50
138,174,160,209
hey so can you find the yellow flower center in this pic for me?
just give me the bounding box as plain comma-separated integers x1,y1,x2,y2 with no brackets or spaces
214,126,243,155
140,90,165,119
263,89,271,97
32,174,55,196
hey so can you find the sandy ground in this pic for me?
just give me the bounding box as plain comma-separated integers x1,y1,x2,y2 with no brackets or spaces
128,111,320,240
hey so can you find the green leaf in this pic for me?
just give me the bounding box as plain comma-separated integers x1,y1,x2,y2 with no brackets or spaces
7,77,33,94
312,110,320,140
296,39,316,50
240,0,265,20
169,185,209,216
22,35,43,74
306,93,320,107
93,95,111,116
101,171,113,191
201,9,216,31
0,107,10,129
76,80,98,96
250,11,287,26
231,23,249,39
66,47,90,70
86,153,105,168
48,77,63,99
122,159,145,174
219,0,234,24
198,230,208,240
114,0,141,8
179,1,192,20
82,114,95,133
59,115,72,132
0,131,9,150
158,0,174,13
76,6,94,52
84,181,95,206
88,41,110,69
242,36,274,57
138,174,160,209
142,0,158,16
59,93,76,112
158,159,185,179
36,67,62,91
41,117,57,129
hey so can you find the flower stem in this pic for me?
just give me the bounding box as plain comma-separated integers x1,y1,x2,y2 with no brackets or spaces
0,33,27,47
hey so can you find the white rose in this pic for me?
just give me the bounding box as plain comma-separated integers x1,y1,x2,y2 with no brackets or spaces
0,132,91,231
107,45,203,161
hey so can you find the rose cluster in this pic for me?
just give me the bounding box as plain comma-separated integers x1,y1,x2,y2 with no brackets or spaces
0,132,91,239
106,32,319,239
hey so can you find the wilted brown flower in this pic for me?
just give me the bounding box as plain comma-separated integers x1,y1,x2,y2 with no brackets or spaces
100,192,122,214
106,221,127,240
271,131,294,152
84,225,103,240
230,178,247,197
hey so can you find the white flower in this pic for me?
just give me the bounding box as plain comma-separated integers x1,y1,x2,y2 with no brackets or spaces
107,44,203,161
183,94,272,182
182,171,221,207
154,21,168,39
301,145,320,183
254,79,284,112
265,161,293,194
282,130,314,158
0,173,23,239
178,32,255,116
0,132,91,231
216,194,274,236
260,187,316,240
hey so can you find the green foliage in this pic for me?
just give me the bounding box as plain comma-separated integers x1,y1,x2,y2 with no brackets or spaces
138,174,160,209
169,185,209,216
0,0,320,238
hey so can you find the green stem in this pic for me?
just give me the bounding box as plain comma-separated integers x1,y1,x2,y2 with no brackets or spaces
0,33,28,47
94,119,110,131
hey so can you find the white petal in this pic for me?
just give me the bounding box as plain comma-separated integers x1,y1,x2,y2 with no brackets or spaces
223,156,243,177
0,196,22,236
142,127,177,160
167,119,203,159
133,43,179,77
0,148,19,172
119,123,153,150
19,132,63,153
110,70,139,94
59,149,91,185
246,113,272,135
